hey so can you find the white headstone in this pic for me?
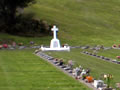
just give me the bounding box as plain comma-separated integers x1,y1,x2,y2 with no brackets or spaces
94,80,104,88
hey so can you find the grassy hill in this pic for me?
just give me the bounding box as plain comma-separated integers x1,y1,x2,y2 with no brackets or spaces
24,0,120,46
1,0,120,46
0,0,120,89
0,33,51,45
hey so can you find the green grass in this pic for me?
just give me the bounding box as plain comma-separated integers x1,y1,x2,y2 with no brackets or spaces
1,0,120,46
84,48,120,61
1,0,120,89
46,48,120,88
96,49,120,61
24,0,120,46
0,33,52,45
0,50,90,90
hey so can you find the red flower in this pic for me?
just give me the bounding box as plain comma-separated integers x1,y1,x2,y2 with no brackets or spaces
3,44,8,48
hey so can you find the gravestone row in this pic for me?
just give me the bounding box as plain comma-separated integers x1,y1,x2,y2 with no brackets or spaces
82,51,120,65
0,45,41,50
35,51,112,90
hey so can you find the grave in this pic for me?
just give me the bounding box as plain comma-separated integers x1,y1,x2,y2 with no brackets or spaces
41,25,70,51
116,83,120,89
94,80,104,88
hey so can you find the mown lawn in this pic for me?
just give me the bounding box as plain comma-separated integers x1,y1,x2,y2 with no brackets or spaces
46,48,120,88
85,48,120,61
25,0,120,46
0,33,52,46
0,50,90,90
1,0,120,46
1,0,120,89
97,49,120,61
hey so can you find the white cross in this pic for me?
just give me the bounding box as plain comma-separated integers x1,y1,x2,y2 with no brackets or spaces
51,25,58,39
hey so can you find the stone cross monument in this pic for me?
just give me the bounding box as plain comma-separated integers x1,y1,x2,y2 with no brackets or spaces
40,25,70,51
51,25,58,39
50,25,61,48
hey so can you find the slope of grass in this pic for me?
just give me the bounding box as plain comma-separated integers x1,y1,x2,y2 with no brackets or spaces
46,48,120,88
24,0,120,46
0,50,90,90
83,48,120,61
97,49,120,61
1,0,120,46
1,0,120,89
0,33,52,45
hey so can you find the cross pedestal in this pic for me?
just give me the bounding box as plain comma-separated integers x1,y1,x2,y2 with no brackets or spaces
40,25,70,51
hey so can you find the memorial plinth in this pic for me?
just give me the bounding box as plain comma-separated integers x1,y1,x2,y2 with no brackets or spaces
41,25,70,51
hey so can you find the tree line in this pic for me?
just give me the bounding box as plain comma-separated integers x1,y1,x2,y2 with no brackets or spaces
0,0,52,36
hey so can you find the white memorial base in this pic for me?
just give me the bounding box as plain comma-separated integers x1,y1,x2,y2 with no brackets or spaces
40,25,70,51
50,39,61,48
41,46,70,51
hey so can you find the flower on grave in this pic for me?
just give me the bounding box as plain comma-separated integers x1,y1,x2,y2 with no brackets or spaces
18,43,23,46
112,44,117,48
30,41,34,45
104,74,113,79
118,44,120,48
86,76,93,83
104,74,107,79
0,45,2,49
116,83,120,88
116,56,120,59
68,60,73,65
3,44,8,48
12,42,16,47
104,74,113,89
108,74,113,79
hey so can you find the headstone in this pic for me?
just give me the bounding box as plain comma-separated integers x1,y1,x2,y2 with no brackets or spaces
12,42,16,48
117,61,120,64
0,45,2,49
94,80,104,88
116,83,120,89
19,46,26,49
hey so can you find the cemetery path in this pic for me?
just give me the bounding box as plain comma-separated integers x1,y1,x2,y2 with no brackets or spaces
35,52,98,90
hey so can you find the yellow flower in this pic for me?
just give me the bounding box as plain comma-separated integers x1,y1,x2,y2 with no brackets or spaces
104,74,107,79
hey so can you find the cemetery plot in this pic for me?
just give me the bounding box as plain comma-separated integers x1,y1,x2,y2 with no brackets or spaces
36,52,97,89
82,51,120,64
45,48,120,88
95,49,120,61
80,46,120,64
0,50,90,90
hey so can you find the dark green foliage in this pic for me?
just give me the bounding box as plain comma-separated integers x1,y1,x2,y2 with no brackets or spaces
0,0,35,24
12,14,52,37
0,38,15,44
0,0,52,36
